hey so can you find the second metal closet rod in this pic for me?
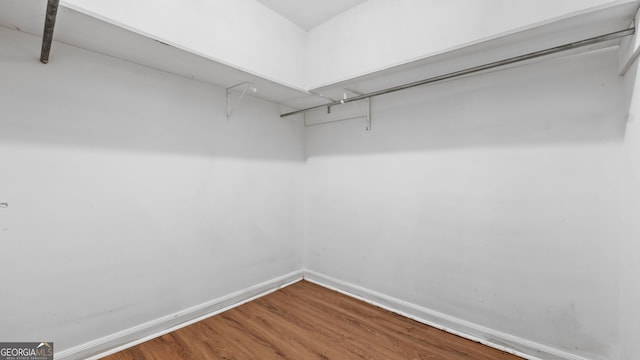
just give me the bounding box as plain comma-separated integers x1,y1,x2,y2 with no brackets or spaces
281,27,635,118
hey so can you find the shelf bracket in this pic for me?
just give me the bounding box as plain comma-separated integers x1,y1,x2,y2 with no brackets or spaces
345,89,372,131
304,89,371,130
226,82,257,119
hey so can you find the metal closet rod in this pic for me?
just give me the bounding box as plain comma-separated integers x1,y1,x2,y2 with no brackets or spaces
281,27,635,118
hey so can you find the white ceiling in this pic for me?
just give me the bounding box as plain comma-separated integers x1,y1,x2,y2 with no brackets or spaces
255,0,368,31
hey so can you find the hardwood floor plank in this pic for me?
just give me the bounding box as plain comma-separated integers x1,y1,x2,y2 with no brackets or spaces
285,282,492,359
102,280,522,360
270,282,486,360
254,287,401,359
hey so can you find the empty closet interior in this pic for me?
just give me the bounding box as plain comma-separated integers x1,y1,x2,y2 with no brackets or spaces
1,1,640,360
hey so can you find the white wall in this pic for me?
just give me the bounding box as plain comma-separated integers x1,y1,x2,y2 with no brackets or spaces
620,57,640,360
306,0,628,88
62,0,308,89
304,48,626,360
0,27,304,353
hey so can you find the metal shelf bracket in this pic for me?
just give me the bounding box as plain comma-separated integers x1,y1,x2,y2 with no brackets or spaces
226,82,257,119
304,89,371,131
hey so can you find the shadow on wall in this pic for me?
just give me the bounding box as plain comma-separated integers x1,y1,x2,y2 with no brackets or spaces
305,48,628,157
620,46,640,360
623,50,639,117
0,27,304,162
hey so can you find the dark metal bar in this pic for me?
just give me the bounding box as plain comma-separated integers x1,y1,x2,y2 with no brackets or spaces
40,0,60,64
281,27,635,118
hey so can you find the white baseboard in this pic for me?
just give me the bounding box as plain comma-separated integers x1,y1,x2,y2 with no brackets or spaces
55,270,304,360
303,270,594,360
54,269,595,360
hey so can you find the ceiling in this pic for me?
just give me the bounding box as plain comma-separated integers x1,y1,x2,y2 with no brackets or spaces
254,0,368,31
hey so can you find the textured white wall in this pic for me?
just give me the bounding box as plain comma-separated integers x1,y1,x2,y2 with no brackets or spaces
306,0,630,88
0,27,304,353
304,48,626,360
621,58,640,360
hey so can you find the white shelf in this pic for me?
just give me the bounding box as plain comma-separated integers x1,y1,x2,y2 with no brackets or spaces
0,0,637,111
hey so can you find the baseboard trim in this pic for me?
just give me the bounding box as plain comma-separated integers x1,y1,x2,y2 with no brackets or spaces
303,270,593,360
54,269,595,360
56,270,304,360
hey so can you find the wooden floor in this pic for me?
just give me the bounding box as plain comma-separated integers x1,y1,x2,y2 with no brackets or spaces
103,280,522,360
